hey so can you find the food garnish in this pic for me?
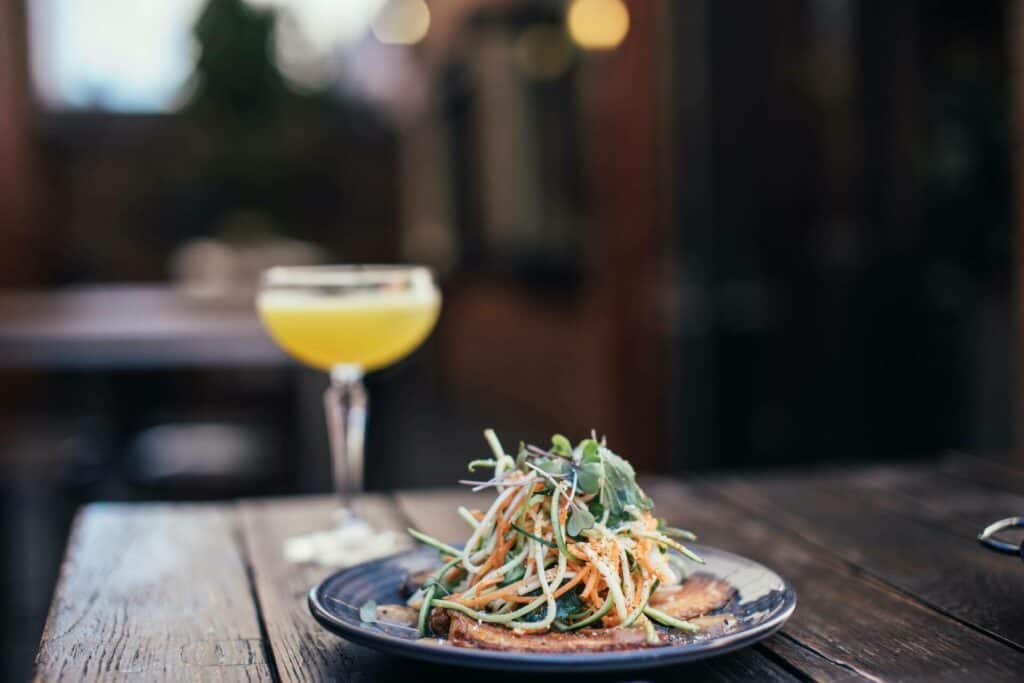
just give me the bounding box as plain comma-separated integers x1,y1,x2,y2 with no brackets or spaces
405,430,720,647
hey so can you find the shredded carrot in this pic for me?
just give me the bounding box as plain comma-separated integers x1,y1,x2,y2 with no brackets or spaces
491,540,509,569
471,547,500,583
581,573,602,606
580,567,600,601
565,561,584,574
492,503,517,566
636,541,658,577
552,566,589,599
451,587,509,608
453,576,532,608
469,495,522,582
474,574,502,592
459,568,590,609
444,566,465,584
502,595,537,604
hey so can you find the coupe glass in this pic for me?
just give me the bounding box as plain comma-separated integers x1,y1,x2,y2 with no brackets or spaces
257,265,441,521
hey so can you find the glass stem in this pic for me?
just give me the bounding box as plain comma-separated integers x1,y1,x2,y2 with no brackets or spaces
324,364,367,508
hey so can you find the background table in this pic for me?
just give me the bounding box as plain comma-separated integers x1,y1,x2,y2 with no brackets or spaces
0,285,285,369
34,454,1024,681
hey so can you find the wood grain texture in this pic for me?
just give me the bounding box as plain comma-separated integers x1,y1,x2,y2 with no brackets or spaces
38,464,1024,682
35,503,272,682
761,634,868,683
647,479,1024,682
238,495,417,683
709,473,1024,651
811,463,1024,540
939,452,1024,496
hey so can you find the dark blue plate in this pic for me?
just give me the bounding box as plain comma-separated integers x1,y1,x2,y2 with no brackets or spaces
308,544,796,672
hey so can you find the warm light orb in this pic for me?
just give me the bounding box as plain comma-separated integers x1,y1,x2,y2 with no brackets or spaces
567,0,629,51
372,0,430,46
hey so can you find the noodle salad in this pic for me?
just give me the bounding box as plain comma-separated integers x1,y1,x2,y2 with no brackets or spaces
406,430,704,642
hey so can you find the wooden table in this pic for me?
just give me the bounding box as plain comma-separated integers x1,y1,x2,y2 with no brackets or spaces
0,285,285,369
34,454,1024,682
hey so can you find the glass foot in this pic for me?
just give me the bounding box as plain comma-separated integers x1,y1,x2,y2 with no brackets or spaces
283,510,411,567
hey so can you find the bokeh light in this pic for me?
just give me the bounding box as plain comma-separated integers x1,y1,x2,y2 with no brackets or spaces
567,0,630,51
249,0,386,91
372,0,431,46
27,0,392,108
27,0,207,112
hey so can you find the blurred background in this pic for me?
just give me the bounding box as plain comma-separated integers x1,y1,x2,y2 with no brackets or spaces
0,0,1018,677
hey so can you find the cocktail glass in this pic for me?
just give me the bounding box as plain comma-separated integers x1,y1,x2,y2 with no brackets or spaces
257,265,441,552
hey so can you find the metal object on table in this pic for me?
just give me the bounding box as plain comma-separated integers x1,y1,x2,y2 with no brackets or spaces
978,517,1024,560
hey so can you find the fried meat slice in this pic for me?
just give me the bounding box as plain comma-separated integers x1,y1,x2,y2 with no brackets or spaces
649,574,735,619
433,610,657,652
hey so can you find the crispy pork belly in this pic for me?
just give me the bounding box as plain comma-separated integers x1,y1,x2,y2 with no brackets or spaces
649,574,735,619
429,607,451,635
436,611,658,652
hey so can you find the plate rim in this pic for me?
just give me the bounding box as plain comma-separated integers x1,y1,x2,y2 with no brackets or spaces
307,544,797,673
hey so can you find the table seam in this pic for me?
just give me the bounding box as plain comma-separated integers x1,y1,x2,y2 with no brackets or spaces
233,503,282,683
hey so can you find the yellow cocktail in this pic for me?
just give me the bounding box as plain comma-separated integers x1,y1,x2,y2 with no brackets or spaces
257,289,441,371
256,265,439,562
256,265,441,517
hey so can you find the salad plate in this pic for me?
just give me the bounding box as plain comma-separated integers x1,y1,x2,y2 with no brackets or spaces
308,430,795,672
309,544,794,672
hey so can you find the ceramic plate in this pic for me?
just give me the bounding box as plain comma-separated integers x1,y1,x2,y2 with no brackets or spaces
308,543,795,672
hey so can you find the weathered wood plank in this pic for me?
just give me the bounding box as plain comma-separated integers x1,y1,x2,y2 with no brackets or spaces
709,473,1024,651
646,479,1024,682
394,488,808,682
47,467,1023,682
761,634,867,683
939,452,1024,496
813,462,1024,540
35,503,272,682
238,495,418,683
